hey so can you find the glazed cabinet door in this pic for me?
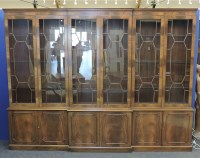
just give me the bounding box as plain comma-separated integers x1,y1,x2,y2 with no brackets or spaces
68,112,99,146
132,112,162,146
100,112,131,147
69,18,97,105
38,17,67,104
38,111,67,145
9,111,38,145
162,112,192,146
133,16,163,106
103,17,131,107
6,17,37,104
164,18,194,106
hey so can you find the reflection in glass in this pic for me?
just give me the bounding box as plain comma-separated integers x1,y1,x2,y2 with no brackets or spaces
72,19,97,104
39,19,65,103
165,20,192,103
135,20,161,103
103,19,128,103
8,19,35,103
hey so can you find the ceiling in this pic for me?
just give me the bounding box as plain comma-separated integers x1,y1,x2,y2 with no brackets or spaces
0,0,200,8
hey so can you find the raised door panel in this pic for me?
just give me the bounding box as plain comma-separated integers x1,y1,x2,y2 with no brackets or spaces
101,112,131,147
9,111,37,144
132,112,161,146
39,111,67,145
163,112,192,146
68,112,99,146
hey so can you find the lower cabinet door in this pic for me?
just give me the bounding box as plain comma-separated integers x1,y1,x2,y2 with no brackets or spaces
132,112,162,146
9,111,38,145
39,111,67,145
101,112,131,147
162,111,192,146
68,112,99,146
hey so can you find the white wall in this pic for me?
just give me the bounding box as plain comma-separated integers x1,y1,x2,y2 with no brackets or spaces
0,0,200,9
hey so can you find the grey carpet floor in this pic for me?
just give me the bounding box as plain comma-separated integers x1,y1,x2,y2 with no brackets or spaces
0,141,200,158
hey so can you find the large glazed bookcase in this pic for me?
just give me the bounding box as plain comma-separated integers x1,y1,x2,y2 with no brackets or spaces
4,8,198,151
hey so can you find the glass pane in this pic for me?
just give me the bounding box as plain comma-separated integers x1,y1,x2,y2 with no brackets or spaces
165,20,192,103
103,19,128,104
135,20,161,103
39,19,65,103
8,19,35,103
71,19,97,104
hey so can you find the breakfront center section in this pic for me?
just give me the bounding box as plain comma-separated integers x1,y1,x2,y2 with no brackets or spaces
68,11,132,150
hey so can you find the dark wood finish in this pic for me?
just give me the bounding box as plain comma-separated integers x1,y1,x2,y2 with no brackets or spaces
68,112,99,146
101,112,131,147
9,110,67,146
9,111,38,145
38,111,67,145
132,112,162,146
4,9,198,151
162,112,193,146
